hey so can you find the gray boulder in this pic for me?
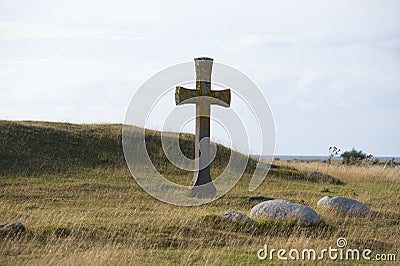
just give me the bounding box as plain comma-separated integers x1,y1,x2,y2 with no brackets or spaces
250,199,320,225
219,210,251,222
317,196,372,217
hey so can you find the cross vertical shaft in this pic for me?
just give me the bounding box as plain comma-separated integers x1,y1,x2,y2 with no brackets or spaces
195,76,212,187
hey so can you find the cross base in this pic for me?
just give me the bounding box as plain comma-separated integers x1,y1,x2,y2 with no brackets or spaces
190,182,217,198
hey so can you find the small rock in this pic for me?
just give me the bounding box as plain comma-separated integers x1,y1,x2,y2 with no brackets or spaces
308,172,345,185
309,172,330,178
317,196,372,217
219,210,251,222
0,221,26,233
250,199,320,225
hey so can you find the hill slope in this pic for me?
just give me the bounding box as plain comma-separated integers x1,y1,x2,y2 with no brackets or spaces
0,120,236,176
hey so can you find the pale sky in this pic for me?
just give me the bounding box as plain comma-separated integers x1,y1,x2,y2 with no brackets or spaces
1,0,399,156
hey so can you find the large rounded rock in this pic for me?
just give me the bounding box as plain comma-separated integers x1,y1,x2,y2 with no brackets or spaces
250,199,320,225
317,196,372,217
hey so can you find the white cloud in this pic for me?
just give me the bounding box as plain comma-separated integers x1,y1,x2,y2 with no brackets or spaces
0,22,163,41
222,34,293,54
373,37,400,50
221,32,400,57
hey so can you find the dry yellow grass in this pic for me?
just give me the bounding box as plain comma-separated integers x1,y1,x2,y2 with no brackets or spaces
1,162,399,265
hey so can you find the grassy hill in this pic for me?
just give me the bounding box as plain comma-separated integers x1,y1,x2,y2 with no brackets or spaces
0,120,344,185
0,120,236,176
1,120,399,264
0,121,124,175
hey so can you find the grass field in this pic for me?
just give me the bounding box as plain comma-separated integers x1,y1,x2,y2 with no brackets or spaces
0,121,399,265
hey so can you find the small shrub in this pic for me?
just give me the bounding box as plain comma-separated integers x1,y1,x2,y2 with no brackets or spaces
341,148,366,165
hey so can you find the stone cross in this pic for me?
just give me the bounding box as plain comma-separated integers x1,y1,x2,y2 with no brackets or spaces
175,57,231,197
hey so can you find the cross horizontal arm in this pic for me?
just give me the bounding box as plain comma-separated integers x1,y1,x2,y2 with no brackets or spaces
175,86,231,107
210,89,231,107
175,86,198,105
